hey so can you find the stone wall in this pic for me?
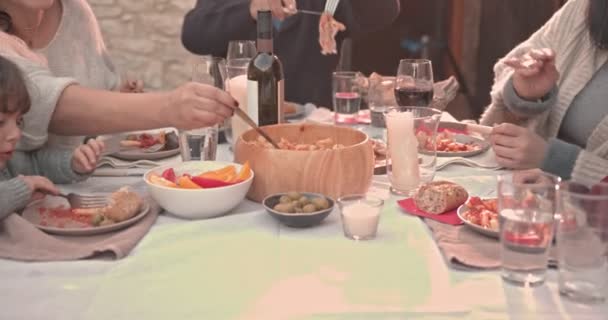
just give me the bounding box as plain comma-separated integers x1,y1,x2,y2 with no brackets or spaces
88,0,196,91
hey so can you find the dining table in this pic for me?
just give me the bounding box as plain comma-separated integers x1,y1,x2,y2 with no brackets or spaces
0,113,606,320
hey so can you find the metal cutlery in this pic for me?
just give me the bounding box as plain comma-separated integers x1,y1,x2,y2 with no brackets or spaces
58,193,108,209
232,107,281,149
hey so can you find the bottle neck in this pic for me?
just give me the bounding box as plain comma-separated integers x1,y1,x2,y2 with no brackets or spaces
257,38,273,54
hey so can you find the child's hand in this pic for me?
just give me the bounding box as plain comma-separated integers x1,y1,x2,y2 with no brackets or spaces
119,72,144,93
19,175,59,201
72,138,105,174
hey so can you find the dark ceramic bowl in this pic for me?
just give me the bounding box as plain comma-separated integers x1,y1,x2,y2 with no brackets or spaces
263,192,334,228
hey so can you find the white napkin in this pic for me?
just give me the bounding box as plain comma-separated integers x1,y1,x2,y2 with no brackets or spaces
94,155,181,176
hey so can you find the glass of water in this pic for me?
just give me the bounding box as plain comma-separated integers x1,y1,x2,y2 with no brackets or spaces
558,181,608,304
497,171,560,287
180,56,227,161
332,71,364,125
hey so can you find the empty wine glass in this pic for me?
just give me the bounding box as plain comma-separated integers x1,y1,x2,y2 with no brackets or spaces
227,40,257,67
394,59,434,107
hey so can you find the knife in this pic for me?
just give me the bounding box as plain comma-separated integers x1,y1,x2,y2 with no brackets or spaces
232,107,281,149
441,122,493,136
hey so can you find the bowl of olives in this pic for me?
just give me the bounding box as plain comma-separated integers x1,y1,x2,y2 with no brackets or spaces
262,192,334,228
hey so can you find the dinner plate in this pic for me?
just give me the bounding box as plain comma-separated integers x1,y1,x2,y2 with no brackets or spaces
284,103,306,119
456,203,499,238
21,195,150,236
422,134,490,158
111,129,180,161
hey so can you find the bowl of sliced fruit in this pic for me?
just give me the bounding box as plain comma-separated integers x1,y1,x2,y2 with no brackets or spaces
144,161,253,219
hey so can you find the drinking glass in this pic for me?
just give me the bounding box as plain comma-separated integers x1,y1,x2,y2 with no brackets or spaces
227,40,257,65
338,194,384,241
367,76,396,128
383,107,441,195
558,181,608,304
394,59,434,107
332,71,364,125
497,171,561,287
180,56,226,161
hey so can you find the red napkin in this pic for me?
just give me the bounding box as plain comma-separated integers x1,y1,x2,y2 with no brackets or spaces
357,110,371,124
397,198,464,225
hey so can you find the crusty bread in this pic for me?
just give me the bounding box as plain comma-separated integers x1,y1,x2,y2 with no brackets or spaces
413,181,468,214
103,187,143,222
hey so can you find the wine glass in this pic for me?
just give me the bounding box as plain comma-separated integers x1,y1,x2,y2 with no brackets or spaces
227,40,257,67
394,59,434,107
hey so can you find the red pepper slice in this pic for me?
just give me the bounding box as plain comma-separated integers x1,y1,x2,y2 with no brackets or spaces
191,176,236,188
161,168,177,183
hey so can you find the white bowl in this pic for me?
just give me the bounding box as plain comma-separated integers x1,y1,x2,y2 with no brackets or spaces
144,161,254,219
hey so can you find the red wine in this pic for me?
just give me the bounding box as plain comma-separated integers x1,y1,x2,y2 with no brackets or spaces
247,10,284,126
394,87,434,107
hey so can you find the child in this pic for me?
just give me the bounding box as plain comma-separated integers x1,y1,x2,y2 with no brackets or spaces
0,55,104,219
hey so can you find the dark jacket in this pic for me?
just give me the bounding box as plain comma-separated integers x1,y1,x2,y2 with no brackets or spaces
181,0,400,108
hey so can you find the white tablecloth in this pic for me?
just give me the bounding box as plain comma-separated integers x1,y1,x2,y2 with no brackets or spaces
1,116,606,319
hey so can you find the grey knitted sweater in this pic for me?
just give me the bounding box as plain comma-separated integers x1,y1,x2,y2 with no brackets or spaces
0,148,86,220
480,0,608,184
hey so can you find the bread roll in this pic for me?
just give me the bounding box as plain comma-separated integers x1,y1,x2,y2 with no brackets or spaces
413,181,468,214
103,187,143,222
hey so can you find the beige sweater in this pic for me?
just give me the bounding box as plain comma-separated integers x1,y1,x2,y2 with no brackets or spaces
0,0,120,150
480,0,608,184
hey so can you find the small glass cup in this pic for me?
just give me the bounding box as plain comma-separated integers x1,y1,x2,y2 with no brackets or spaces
180,56,226,161
338,194,384,241
497,171,561,287
367,76,396,128
558,181,608,304
383,106,441,195
332,71,364,125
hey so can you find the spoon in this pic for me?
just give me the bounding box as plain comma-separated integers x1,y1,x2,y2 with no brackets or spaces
232,107,281,149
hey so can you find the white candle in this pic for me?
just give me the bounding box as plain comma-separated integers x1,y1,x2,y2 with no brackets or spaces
341,202,381,240
385,110,420,193
227,75,249,145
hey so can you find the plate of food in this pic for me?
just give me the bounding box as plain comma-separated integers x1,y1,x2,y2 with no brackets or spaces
417,129,490,158
284,102,306,119
21,187,149,236
111,129,180,161
457,196,499,238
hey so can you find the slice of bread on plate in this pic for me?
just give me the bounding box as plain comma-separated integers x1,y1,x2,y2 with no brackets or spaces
413,181,468,214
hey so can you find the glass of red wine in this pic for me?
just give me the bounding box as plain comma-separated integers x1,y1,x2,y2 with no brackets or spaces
394,59,434,107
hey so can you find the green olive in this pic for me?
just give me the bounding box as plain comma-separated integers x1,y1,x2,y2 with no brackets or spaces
279,195,291,204
287,192,301,200
298,196,310,206
311,197,330,210
273,203,295,213
303,204,318,213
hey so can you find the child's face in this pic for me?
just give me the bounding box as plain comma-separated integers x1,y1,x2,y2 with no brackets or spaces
0,111,22,169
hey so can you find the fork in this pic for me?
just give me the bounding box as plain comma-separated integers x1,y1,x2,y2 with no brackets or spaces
58,193,109,209
324,0,340,15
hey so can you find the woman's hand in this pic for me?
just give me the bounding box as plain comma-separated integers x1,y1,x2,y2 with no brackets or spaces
250,0,296,21
164,82,237,130
504,48,559,101
72,138,105,174
490,123,548,169
19,175,59,201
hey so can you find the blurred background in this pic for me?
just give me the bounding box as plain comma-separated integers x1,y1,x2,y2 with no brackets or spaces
89,0,566,120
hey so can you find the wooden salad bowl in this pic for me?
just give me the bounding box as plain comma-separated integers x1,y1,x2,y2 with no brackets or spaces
234,123,374,203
